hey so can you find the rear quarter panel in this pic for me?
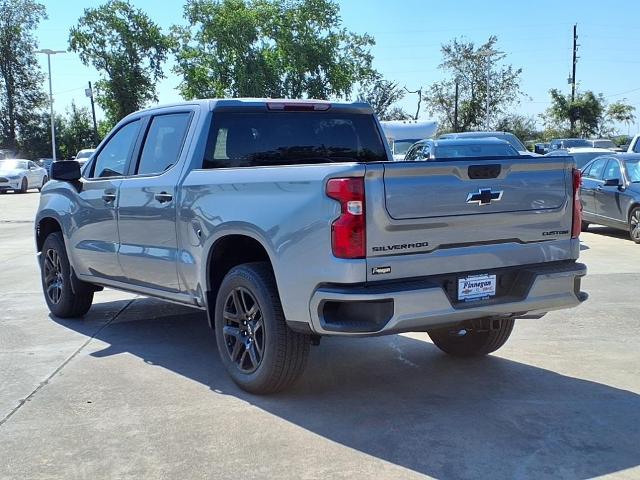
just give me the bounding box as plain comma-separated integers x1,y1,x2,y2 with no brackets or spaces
177,163,368,324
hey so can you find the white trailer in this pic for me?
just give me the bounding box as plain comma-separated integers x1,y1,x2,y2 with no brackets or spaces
380,120,438,160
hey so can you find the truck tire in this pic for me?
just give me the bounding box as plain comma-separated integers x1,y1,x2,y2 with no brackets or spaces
214,262,310,394
629,207,640,244
40,232,94,318
427,318,515,357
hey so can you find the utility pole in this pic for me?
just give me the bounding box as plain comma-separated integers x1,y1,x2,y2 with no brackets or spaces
453,80,459,132
85,82,99,146
569,24,579,134
571,24,578,102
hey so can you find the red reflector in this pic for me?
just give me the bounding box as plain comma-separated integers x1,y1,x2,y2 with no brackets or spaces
267,101,331,111
326,178,366,259
572,168,582,239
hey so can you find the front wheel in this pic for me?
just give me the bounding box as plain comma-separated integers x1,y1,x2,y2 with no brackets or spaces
214,262,310,394
629,207,640,244
17,177,28,193
427,318,515,357
40,232,94,318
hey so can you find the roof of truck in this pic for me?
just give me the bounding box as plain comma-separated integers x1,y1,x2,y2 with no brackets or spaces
132,98,374,115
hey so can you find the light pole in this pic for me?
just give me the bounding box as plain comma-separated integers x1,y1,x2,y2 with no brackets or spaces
479,49,503,131
35,49,65,161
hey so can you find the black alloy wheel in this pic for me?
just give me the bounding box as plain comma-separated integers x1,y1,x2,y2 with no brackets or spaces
222,286,265,373
43,248,64,304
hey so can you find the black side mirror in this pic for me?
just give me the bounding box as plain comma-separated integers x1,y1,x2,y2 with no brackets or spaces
603,178,621,187
51,160,81,181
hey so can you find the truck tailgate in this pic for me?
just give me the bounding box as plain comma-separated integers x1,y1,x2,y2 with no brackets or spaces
365,156,577,281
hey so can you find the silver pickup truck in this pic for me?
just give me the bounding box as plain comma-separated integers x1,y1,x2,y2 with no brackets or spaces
35,99,587,393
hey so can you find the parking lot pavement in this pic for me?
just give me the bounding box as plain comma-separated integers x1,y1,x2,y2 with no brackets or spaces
1,192,639,480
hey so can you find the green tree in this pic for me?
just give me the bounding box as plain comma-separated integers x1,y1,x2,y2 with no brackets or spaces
69,0,172,123
542,89,635,138
494,114,538,142
0,0,47,151
357,75,410,121
18,111,64,158
603,101,636,136
58,102,95,158
425,36,523,132
172,0,376,100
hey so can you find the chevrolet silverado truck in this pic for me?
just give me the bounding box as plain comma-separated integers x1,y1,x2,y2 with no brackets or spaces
35,99,587,394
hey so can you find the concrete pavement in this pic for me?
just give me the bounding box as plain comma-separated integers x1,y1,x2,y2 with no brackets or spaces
1,192,639,479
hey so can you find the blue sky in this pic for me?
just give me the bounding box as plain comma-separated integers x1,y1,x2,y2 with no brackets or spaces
35,0,640,133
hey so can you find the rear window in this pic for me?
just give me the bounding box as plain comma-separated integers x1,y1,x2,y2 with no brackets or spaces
434,143,519,159
203,112,387,168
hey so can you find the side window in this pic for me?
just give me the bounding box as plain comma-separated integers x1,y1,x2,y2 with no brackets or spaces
634,139,640,153
91,120,141,178
405,145,418,161
137,113,191,175
603,159,622,180
585,158,607,180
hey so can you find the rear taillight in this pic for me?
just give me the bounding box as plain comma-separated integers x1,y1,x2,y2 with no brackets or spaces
326,177,366,259
572,168,582,239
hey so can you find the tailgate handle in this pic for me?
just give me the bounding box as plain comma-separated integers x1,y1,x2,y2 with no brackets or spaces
468,164,501,179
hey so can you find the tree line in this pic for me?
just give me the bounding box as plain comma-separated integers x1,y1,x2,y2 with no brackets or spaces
0,0,636,159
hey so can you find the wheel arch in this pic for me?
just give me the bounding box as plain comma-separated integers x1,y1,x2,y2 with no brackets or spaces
628,202,640,222
204,233,276,328
36,216,63,252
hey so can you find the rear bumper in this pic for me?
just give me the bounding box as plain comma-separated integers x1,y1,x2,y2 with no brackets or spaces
309,261,587,336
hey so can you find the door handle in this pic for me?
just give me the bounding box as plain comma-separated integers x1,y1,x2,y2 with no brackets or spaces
102,192,117,203
154,192,173,204
596,185,603,191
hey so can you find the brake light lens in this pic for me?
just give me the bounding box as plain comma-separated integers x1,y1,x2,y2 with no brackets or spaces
326,178,365,259
572,168,582,239
267,101,331,111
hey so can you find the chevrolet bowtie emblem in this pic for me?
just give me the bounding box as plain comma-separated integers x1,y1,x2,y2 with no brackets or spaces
466,188,503,206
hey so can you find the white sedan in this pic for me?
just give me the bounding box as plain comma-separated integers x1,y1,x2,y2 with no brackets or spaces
0,159,48,194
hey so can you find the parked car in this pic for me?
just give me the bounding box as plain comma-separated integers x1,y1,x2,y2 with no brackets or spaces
438,131,530,155
586,139,624,152
36,98,587,394
74,148,96,166
534,142,550,155
549,138,590,151
580,153,640,243
548,147,614,169
627,134,640,153
404,138,519,161
0,159,48,193
379,120,438,161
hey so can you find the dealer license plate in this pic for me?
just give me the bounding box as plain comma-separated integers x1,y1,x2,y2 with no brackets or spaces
457,274,497,302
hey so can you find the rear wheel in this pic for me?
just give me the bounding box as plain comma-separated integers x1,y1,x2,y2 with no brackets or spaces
630,207,640,244
581,221,590,232
17,177,28,193
39,176,48,191
214,262,310,394
40,232,94,318
428,317,515,357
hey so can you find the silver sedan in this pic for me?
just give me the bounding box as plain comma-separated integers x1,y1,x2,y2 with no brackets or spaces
0,159,48,194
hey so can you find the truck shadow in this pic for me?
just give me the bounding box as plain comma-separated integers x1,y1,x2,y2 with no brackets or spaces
54,298,640,480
